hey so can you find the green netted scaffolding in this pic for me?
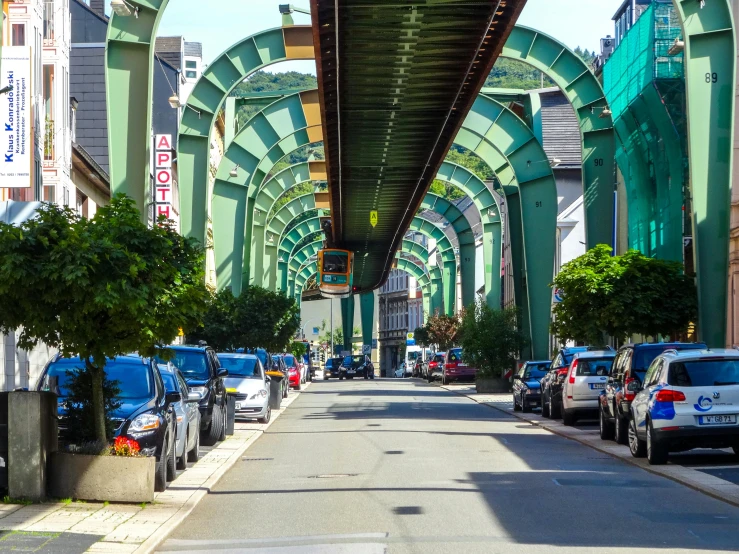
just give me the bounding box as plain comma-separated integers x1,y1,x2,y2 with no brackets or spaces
603,1,687,264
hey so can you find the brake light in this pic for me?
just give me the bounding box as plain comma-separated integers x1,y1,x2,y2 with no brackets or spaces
624,376,637,402
568,360,578,384
654,389,686,402
556,368,568,376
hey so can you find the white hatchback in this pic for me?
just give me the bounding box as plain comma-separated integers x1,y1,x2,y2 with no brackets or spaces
562,351,615,426
629,349,739,465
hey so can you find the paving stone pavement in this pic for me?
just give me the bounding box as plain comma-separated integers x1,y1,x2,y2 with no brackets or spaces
0,384,308,553
440,382,739,509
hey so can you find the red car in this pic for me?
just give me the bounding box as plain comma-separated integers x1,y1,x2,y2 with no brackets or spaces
442,348,478,385
283,354,302,390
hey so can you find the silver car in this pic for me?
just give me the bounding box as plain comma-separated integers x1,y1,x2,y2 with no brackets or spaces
158,364,201,470
217,353,272,423
561,351,615,426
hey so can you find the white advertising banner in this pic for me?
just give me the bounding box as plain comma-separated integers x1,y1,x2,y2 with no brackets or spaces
0,47,32,188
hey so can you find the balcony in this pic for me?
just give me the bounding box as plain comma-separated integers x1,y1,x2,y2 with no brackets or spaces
44,118,54,162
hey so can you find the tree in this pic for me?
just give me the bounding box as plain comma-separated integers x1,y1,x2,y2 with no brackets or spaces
459,303,528,378
552,245,698,344
189,289,239,351
413,325,430,347
426,313,461,351
290,341,307,359
0,195,206,443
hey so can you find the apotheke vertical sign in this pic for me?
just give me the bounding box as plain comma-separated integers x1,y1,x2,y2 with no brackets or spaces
154,134,176,227
0,47,32,188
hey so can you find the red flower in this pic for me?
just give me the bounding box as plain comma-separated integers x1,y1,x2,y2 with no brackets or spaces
111,436,141,456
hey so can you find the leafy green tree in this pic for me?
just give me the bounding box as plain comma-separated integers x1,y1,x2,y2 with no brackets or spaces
290,341,307,359
188,289,239,351
413,325,430,347
459,303,528,378
486,58,553,90
0,195,206,443
552,245,698,344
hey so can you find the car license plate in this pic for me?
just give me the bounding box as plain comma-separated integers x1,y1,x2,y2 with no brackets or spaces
348,370,356,374
235,402,241,410
699,414,737,425
590,383,605,390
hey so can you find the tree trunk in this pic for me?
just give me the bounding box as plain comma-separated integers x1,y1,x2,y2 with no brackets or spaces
86,358,107,444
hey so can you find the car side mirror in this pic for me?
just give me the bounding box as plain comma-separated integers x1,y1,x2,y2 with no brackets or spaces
165,391,182,405
265,375,271,383
187,392,201,403
217,368,229,378
626,381,642,393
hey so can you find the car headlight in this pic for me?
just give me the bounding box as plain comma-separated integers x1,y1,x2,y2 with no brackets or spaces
526,388,538,395
250,390,268,400
189,386,207,399
128,413,160,437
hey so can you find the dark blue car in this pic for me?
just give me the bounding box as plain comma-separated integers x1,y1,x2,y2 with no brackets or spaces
512,361,551,412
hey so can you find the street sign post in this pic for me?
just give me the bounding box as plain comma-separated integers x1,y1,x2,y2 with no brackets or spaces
362,344,371,355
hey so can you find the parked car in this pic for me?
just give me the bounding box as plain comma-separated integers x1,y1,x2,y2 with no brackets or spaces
158,363,201,469
283,354,303,390
442,348,477,384
269,355,290,398
427,352,446,382
313,365,325,380
541,346,608,419
159,345,229,447
599,342,706,444
512,360,551,412
324,357,343,380
628,348,739,465
37,354,179,492
561,351,615,425
395,363,408,378
340,354,372,379
217,353,272,423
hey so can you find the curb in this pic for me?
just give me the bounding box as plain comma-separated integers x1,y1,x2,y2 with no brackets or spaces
440,384,739,510
130,384,308,554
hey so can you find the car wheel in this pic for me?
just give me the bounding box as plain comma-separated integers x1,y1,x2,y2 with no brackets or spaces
283,383,289,398
646,420,668,465
614,411,628,445
562,409,576,426
522,399,532,413
187,427,200,463
513,394,521,411
550,396,562,419
258,406,272,424
218,403,227,441
296,381,302,391
628,416,646,458
541,392,550,418
201,405,222,446
176,426,188,470
339,375,344,380
324,376,329,380
155,435,169,492
166,428,177,482
599,407,614,440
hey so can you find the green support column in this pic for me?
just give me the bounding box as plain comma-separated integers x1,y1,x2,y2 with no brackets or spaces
341,296,355,353
105,0,169,221
397,258,432,317
673,0,736,348
410,216,457,317
359,292,374,351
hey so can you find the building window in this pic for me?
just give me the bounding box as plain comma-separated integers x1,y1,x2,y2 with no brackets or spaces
12,24,26,46
185,59,197,80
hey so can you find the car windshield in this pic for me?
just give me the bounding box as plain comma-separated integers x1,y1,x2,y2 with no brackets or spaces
524,365,550,380
157,350,209,380
160,372,177,393
323,252,348,273
668,359,739,387
576,358,614,376
633,344,705,374
434,355,445,362
284,355,296,367
271,357,283,369
218,355,260,378
41,358,154,399
562,348,588,365
408,351,420,361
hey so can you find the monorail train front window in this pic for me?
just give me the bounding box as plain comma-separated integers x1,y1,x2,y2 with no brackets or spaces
323,252,348,274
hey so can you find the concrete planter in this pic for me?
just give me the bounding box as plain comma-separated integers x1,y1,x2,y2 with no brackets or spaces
48,452,155,502
475,376,510,394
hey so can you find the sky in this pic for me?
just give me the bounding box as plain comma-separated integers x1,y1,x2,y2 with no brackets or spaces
157,0,621,74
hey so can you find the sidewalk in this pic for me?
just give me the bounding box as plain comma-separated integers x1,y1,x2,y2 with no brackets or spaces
0,384,308,554
441,383,739,509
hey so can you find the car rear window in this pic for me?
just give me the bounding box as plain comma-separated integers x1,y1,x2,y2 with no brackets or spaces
576,358,614,377
41,358,154,399
668,359,739,387
524,367,549,380
434,354,445,362
218,355,260,378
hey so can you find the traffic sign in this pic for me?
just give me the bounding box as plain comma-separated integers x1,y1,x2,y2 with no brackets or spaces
553,288,564,303
362,344,371,355
371,338,378,349
370,211,378,228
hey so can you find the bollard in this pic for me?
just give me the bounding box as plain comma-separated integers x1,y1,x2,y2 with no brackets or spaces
225,394,236,436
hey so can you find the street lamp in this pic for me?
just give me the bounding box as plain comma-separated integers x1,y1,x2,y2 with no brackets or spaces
279,4,310,26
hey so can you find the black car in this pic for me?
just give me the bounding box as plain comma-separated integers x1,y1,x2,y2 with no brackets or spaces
541,346,609,419
37,354,179,492
512,360,551,412
599,342,705,443
324,357,343,380
340,355,371,379
160,345,228,446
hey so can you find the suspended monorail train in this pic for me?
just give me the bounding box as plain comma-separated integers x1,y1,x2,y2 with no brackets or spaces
317,248,354,297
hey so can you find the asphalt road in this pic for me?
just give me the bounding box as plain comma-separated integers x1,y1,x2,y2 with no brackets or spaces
158,379,739,553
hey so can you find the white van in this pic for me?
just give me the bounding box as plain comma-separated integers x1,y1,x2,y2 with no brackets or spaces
405,346,432,377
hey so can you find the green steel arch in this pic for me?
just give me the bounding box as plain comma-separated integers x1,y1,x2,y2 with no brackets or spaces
288,239,323,277
105,0,170,219
396,257,432,318
673,0,736,348
456,94,558,360
421,193,476,309
278,215,325,292
402,239,442,317
501,25,616,250
410,215,457,317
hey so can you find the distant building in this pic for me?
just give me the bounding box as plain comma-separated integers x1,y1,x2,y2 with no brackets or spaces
378,267,424,376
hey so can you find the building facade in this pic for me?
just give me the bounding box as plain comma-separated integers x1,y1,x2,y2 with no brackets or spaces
378,268,423,376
